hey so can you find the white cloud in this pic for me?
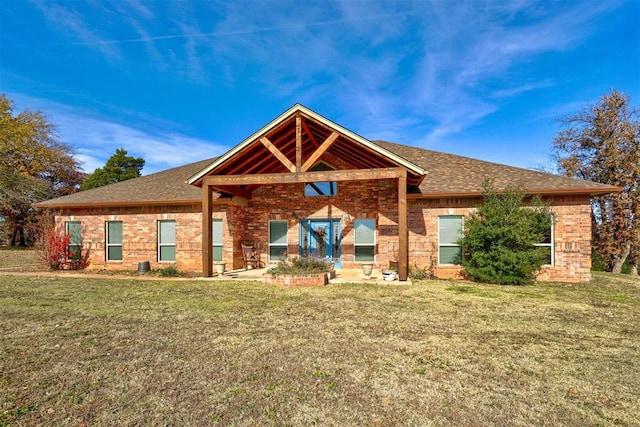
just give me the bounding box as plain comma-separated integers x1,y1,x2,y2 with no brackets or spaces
11,0,628,170
8,93,227,174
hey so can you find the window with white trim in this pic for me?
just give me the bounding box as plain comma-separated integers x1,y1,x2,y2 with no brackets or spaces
438,216,463,265
535,215,554,266
106,221,123,261
212,219,223,262
158,220,176,262
268,220,288,261
354,219,375,262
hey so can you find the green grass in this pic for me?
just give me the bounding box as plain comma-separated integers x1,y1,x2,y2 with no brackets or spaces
0,247,41,271
0,263,639,425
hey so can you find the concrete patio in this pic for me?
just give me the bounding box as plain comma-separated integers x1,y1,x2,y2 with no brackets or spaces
204,267,412,285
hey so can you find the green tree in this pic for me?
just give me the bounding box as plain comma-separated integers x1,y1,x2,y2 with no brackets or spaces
80,148,145,190
552,90,640,274
459,182,551,285
0,94,83,245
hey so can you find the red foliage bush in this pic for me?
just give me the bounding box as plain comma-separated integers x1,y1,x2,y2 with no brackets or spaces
36,226,91,270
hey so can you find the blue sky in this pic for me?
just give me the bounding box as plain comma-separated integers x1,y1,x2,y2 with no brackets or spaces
1,1,639,175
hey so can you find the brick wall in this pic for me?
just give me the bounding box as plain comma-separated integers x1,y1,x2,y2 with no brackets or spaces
54,187,593,283
245,179,400,270
55,204,222,272
407,195,593,283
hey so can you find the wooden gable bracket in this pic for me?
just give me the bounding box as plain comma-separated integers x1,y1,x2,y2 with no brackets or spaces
260,136,296,173
301,131,339,172
213,196,249,207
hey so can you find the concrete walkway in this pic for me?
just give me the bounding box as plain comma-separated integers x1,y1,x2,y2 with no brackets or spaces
0,267,411,285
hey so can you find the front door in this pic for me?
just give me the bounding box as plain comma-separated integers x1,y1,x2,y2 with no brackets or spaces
300,219,342,268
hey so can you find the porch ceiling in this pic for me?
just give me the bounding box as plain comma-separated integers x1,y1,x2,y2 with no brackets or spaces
188,105,425,198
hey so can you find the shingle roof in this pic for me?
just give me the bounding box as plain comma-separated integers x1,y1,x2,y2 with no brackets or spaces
35,158,216,208
35,142,618,208
374,141,618,197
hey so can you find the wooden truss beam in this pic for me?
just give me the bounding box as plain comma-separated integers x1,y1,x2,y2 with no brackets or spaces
301,132,339,172
203,167,406,187
260,136,296,173
301,117,320,148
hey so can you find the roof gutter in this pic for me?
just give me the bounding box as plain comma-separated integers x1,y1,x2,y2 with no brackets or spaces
408,185,623,199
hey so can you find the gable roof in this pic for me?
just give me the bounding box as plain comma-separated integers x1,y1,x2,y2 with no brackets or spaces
35,142,617,209
34,108,619,209
187,103,426,187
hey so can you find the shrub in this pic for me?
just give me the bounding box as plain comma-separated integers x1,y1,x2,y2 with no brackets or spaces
459,181,551,285
158,266,182,277
36,226,90,270
267,257,334,274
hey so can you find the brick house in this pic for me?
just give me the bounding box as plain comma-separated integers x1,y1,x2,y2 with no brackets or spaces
35,104,618,282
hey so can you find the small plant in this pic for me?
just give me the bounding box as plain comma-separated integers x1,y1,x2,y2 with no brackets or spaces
158,266,181,277
267,256,333,274
409,263,433,280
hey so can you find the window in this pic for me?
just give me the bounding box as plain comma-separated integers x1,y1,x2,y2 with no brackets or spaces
305,162,337,197
535,216,554,266
106,221,123,261
305,182,337,197
158,220,176,262
354,219,375,262
212,219,223,262
438,216,463,265
269,220,288,261
65,221,82,261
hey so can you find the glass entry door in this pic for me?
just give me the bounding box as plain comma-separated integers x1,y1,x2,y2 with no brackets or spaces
300,219,342,268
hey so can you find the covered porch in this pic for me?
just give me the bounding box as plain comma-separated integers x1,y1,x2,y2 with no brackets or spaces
188,105,426,281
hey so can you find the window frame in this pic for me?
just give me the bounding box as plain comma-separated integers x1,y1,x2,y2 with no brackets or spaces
65,221,82,261
158,220,176,262
534,215,555,267
438,215,463,266
354,219,376,263
304,162,338,197
106,221,123,262
212,219,223,262
268,220,288,261
304,181,338,197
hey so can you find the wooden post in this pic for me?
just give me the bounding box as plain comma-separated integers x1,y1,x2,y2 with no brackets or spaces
398,171,408,281
202,184,213,277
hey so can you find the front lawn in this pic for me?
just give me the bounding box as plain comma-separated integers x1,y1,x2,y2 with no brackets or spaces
1,272,638,426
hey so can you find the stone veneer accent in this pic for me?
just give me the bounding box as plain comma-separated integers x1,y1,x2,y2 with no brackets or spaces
54,185,593,283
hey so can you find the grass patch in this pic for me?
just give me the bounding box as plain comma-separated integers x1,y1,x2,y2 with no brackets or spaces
446,284,500,298
0,273,639,425
0,247,40,271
